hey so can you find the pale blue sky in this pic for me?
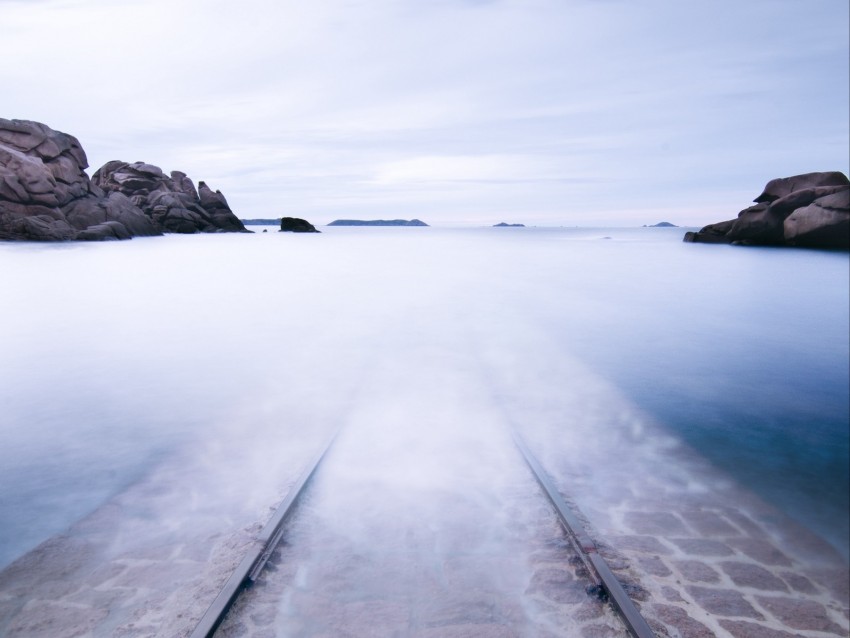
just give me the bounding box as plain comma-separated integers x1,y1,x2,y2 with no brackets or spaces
2,0,848,226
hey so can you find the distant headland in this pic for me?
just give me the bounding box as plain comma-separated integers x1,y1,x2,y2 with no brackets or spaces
494,222,525,227
328,219,428,227
644,222,677,227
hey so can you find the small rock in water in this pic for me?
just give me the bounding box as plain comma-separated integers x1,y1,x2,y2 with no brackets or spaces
279,217,320,233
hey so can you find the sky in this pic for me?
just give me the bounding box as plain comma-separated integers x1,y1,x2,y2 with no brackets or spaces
2,0,848,227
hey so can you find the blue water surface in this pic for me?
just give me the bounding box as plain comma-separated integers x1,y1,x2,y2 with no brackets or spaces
0,227,847,568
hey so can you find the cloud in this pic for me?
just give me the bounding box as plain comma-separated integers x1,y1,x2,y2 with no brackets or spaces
372,154,558,185
1,0,847,225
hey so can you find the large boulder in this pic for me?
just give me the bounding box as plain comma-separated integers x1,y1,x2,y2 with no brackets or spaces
753,172,849,203
684,172,849,249
784,189,850,249
92,162,248,235
1,118,249,241
0,118,156,241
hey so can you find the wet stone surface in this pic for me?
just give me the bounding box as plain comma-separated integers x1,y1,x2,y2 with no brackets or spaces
1,330,847,638
719,561,789,592
499,350,850,638
216,418,628,637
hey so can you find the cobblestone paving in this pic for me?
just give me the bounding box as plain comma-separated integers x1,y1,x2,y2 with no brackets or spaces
0,403,336,638
1,329,846,638
480,327,850,638
215,423,627,638
593,493,849,637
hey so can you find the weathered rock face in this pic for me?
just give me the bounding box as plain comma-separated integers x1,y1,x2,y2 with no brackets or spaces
684,172,849,249
280,217,319,233
0,118,158,241
1,118,248,241
92,162,247,235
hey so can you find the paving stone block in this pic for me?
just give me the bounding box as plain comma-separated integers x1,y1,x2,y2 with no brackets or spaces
525,568,586,604
623,512,689,536
802,566,850,602
755,596,845,634
580,624,623,638
718,509,768,537
652,603,714,638
680,510,741,537
573,600,606,621
412,623,521,638
686,586,764,619
672,560,721,583
725,539,792,566
778,571,818,594
661,586,685,602
718,619,806,637
776,523,846,563
249,604,277,627
719,562,789,592
332,599,414,635
615,575,651,601
5,600,108,638
609,535,672,555
638,556,672,577
670,538,734,557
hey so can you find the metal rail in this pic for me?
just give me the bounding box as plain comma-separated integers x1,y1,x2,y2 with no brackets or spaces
190,429,340,638
191,425,653,637
512,429,656,638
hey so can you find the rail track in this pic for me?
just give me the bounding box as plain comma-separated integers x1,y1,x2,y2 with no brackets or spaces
191,426,655,638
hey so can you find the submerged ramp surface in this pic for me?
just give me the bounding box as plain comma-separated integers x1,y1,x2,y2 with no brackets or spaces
0,228,846,637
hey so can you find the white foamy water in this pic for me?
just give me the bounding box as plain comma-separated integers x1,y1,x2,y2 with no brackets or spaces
0,226,847,592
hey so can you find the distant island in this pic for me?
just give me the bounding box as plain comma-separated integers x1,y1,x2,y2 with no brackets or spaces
241,218,280,225
494,222,525,227
328,219,428,226
644,222,678,227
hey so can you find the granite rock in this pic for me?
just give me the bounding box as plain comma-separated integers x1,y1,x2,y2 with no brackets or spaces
92,162,248,235
0,118,129,241
684,172,849,249
1,118,247,241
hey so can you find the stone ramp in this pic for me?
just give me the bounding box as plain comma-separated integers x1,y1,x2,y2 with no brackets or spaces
1,329,847,638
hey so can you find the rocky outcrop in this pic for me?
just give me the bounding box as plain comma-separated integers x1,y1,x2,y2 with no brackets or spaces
0,118,158,241
280,217,319,233
684,172,849,249
1,118,248,241
92,162,247,235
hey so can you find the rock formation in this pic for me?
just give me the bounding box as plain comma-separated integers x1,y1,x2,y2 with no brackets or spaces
0,118,247,241
0,118,158,241
280,217,319,233
92,162,247,235
684,172,849,249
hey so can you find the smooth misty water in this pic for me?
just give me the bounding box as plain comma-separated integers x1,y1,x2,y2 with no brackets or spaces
0,226,847,570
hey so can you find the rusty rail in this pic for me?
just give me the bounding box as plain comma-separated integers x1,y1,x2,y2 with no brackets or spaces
512,429,656,638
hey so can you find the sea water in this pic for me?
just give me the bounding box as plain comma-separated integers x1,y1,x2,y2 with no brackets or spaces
0,226,847,570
